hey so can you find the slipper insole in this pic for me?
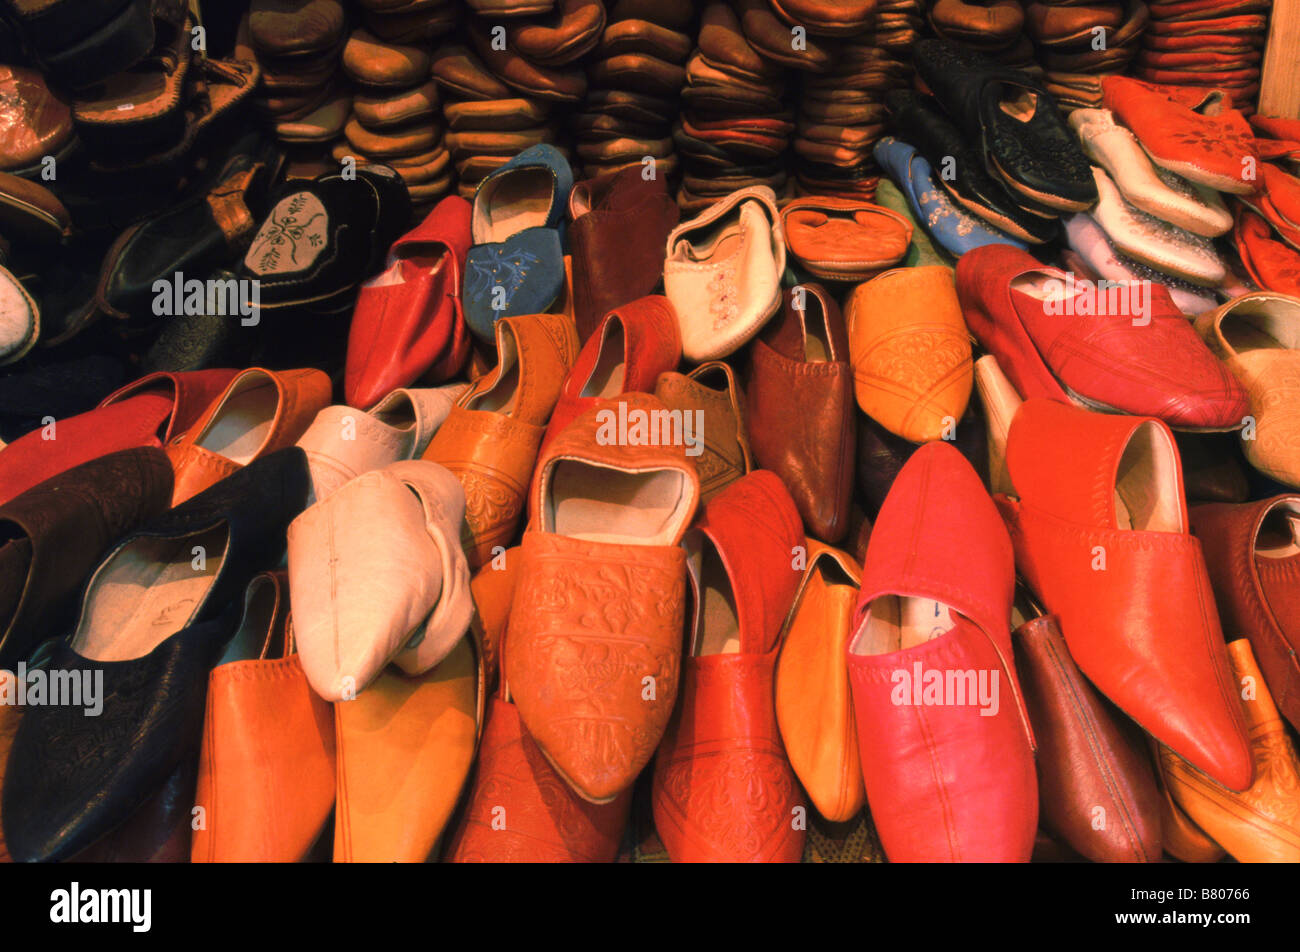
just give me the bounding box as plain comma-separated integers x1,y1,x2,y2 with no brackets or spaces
196,378,278,465
579,322,627,398
547,460,692,546
479,167,554,243
73,525,229,662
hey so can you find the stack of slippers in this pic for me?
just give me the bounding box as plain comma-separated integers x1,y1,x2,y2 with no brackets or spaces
245,0,349,154
792,1,912,202
335,28,451,215
1136,0,1271,117
574,0,691,182
432,43,559,201
927,0,1038,71
1029,0,1149,112
436,0,596,198
676,2,793,214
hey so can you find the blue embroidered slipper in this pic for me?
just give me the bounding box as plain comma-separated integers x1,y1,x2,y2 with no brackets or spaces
464,144,573,339
874,136,1027,259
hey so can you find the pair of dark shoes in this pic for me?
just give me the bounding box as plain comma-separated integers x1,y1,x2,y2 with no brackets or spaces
0,448,311,862
890,39,1097,243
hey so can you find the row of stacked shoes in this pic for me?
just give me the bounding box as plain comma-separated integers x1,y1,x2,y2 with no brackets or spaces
1136,0,1270,117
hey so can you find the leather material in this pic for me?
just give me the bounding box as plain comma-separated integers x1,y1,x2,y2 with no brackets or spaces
511,0,607,66
0,449,312,863
191,572,335,862
652,472,806,862
775,541,865,823
956,244,1249,430
1153,742,1228,862
1013,612,1164,862
1194,292,1300,487
444,697,632,862
353,81,439,128
334,634,480,862
780,197,911,282
297,384,466,502
975,354,1021,497
1235,206,1300,297
249,0,346,56
769,0,877,35
747,284,854,543
848,441,1037,862
664,185,785,362
423,312,579,567
469,545,521,691
468,20,587,103
1190,496,1300,732
998,399,1254,791
653,361,752,502
0,65,73,173
1162,639,1300,862
166,367,332,506
1102,76,1259,194
542,295,681,451
508,395,700,803
430,44,514,101
0,369,236,508
345,196,473,410
0,448,173,668
913,39,1097,212
886,89,1062,245
1088,165,1227,287
567,166,679,343
1071,107,1232,238
847,266,973,444
342,29,431,87
289,460,473,701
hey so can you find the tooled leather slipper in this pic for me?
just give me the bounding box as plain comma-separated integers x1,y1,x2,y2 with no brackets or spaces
781,197,911,282
506,393,701,804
